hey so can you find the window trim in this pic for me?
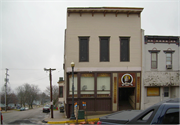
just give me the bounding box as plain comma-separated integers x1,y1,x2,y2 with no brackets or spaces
120,37,130,62
148,50,160,69
79,36,89,62
99,36,110,62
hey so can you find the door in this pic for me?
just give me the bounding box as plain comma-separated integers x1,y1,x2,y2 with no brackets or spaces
163,87,170,100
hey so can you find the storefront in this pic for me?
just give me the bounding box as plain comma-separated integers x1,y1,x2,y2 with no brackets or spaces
66,71,141,118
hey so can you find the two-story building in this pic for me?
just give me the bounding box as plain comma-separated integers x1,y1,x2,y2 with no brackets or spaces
141,35,180,109
64,7,144,118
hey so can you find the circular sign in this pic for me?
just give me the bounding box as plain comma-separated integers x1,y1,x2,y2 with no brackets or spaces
121,74,133,86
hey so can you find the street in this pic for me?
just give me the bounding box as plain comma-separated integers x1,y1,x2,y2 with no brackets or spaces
2,107,48,124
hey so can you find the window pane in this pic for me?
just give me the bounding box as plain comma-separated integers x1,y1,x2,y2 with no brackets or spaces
166,61,171,65
59,86,63,97
151,61,157,68
100,37,109,61
162,108,179,124
166,57,171,61
80,74,94,97
166,53,172,65
164,87,169,97
120,38,129,61
151,53,157,61
97,73,110,97
166,53,171,57
69,75,77,95
79,37,89,62
141,110,154,121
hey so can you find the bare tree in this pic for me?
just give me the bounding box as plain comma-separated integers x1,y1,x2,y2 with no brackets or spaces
16,86,26,107
16,83,40,109
39,92,50,105
46,85,59,107
1,86,18,109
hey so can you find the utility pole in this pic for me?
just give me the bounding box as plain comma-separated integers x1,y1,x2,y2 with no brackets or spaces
44,68,56,118
4,68,9,112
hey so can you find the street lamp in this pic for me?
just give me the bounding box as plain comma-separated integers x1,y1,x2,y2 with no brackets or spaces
70,62,76,120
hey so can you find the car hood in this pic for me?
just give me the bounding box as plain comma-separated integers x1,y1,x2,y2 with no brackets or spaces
100,110,143,124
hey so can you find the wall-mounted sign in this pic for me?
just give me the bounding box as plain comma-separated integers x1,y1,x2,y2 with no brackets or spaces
119,73,136,87
121,74,133,86
147,87,160,96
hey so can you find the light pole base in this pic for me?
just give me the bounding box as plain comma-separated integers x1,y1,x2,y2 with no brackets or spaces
70,114,76,120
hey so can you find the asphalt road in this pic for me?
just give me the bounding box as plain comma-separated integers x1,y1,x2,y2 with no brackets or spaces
2,107,49,124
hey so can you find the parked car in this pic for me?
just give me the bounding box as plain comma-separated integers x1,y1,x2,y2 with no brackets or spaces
97,98,179,124
25,107,29,110
43,105,50,113
20,107,25,111
59,104,64,113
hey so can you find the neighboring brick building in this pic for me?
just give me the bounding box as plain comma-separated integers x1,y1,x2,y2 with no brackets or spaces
64,7,144,118
141,35,180,109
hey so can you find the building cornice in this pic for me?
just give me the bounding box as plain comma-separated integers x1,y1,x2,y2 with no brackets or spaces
67,7,143,17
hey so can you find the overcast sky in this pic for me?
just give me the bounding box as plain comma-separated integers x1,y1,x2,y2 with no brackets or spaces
0,0,179,93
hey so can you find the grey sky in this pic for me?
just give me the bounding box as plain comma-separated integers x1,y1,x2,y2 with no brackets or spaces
0,0,179,93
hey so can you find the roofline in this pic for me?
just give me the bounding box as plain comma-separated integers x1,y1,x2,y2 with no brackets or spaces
145,35,179,38
67,7,143,10
67,7,143,16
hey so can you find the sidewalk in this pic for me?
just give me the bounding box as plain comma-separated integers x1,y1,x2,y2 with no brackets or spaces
43,111,110,124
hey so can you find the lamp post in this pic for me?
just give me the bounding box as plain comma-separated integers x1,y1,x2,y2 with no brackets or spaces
70,62,76,120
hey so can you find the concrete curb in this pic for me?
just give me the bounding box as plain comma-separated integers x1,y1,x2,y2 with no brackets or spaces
47,118,99,124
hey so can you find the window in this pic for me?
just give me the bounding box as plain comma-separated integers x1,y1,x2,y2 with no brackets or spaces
97,73,110,97
151,53,157,69
166,53,172,65
164,87,169,97
59,86,63,97
120,37,130,61
100,37,110,62
79,37,89,62
69,74,77,97
148,49,160,69
140,110,154,121
80,73,94,97
162,108,179,124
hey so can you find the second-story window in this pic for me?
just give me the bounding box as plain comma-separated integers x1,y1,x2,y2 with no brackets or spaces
149,49,160,69
166,53,172,65
120,37,130,62
59,86,63,97
100,37,110,62
79,37,89,62
151,52,157,69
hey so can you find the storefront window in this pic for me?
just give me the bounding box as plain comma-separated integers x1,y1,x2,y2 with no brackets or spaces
97,73,110,97
69,74,77,97
80,73,94,97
